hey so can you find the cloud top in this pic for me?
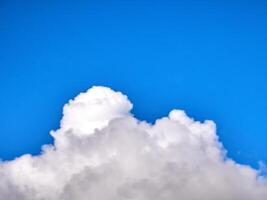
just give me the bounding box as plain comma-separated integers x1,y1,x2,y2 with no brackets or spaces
59,86,133,136
0,86,266,200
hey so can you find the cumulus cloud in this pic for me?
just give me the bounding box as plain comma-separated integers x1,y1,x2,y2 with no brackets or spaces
0,86,266,200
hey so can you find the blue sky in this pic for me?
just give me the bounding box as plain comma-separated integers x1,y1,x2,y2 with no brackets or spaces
0,0,266,168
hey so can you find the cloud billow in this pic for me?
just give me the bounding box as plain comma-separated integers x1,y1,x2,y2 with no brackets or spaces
0,86,266,200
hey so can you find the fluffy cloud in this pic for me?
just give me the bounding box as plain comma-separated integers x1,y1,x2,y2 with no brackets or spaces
0,86,266,200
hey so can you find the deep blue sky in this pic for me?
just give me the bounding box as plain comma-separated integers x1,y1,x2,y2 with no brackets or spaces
0,0,266,168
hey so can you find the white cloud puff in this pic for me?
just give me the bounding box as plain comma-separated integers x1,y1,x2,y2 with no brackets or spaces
0,86,266,200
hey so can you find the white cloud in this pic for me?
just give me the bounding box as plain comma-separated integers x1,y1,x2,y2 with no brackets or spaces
0,86,266,200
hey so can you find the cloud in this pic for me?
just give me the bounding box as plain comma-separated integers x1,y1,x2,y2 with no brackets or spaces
0,86,266,200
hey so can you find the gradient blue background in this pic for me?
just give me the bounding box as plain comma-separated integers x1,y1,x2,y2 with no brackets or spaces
0,0,266,168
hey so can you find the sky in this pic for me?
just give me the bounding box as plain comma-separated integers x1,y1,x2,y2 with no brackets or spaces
0,0,267,171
